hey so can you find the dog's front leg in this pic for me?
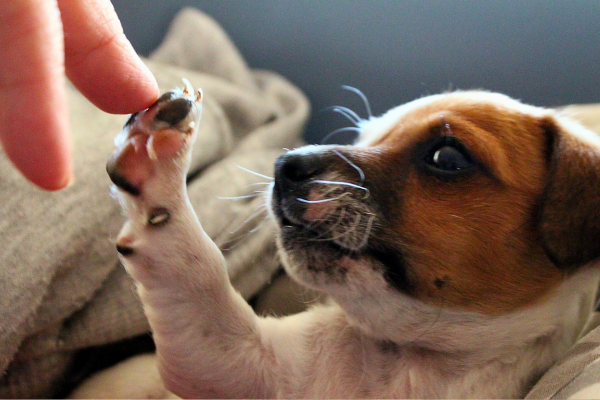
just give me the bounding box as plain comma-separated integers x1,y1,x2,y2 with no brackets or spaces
106,84,278,398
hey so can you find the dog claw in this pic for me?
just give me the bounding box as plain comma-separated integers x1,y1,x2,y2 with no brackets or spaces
182,78,193,96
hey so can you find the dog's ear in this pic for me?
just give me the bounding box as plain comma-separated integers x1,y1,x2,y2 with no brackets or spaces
539,115,600,269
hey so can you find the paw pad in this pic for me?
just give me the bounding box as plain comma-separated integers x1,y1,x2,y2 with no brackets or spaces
116,244,134,256
107,79,203,196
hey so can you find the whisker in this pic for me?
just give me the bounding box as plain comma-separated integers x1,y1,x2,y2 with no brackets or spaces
249,217,271,233
221,239,247,252
229,206,269,235
341,85,373,119
333,150,365,184
296,192,351,204
299,289,325,306
235,164,274,180
309,180,369,199
304,217,331,234
218,194,258,200
321,126,361,145
355,213,376,249
312,212,362,243
332,106,362,125
309,180,366,191
248,182,273,187
221,206,270,251
325,106,361,126
331,213,362,243
310,208,347,239
338,212,362,240
317,184,343,199
217,191,265,201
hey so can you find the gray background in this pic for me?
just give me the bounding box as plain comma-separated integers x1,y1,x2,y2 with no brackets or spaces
111,0,600,144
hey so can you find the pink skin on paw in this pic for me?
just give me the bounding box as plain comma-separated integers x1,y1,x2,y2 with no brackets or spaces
107,127,189,193
107,133,153,192
147,129,187,159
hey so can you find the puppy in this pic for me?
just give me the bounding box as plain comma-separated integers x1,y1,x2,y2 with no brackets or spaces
103,84,600,398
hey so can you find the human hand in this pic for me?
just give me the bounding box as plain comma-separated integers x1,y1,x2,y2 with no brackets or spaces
0,0,159,190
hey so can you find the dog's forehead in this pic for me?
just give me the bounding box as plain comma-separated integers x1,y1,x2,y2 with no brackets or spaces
354,91,552,190
356,91,546,146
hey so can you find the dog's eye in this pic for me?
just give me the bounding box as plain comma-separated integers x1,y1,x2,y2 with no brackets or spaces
431,146,471,171
425,138,474,175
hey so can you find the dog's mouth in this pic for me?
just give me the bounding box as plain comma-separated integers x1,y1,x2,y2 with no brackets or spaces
276,211,350,253
273,197,412,293
271,180,374,254
271,166,412,293
272,199,363,287
272,197,343,248
269,146,382,260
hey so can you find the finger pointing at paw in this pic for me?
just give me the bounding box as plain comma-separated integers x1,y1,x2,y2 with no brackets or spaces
0,0,158,191
58,0,158,113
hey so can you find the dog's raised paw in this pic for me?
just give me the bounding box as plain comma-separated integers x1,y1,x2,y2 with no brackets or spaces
107,79,203,196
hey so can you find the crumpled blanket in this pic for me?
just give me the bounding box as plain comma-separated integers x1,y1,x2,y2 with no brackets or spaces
0,8,308,398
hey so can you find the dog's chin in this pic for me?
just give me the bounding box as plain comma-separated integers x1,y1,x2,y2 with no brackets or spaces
274,216,358,289
272,206,413,298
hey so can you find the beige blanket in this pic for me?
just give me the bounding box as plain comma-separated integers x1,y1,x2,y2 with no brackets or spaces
0,8,308,398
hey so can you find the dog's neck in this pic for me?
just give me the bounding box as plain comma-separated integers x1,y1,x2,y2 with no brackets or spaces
330,264,600,366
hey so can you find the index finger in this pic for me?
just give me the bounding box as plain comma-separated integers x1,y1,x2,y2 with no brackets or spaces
58,0,159,114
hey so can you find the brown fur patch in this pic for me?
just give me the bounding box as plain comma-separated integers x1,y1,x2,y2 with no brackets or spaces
539,117,600,267
357,94,571,314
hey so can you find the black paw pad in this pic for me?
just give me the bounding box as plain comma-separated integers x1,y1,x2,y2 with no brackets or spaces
116,244,134,256
154,98,193,126
156,91,177,104
106,166,141,196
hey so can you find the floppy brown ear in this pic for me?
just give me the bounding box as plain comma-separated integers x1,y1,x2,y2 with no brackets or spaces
539,115,600,269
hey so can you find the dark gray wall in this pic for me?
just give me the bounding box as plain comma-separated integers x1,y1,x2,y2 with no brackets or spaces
112,0,600,144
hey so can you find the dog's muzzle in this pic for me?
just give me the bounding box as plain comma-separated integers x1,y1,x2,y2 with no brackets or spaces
272,148,334,226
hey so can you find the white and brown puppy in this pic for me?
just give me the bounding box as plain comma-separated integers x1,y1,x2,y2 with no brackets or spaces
99,86,600,398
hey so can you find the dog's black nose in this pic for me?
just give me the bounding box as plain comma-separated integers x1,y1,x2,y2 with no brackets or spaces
275,151,326,188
